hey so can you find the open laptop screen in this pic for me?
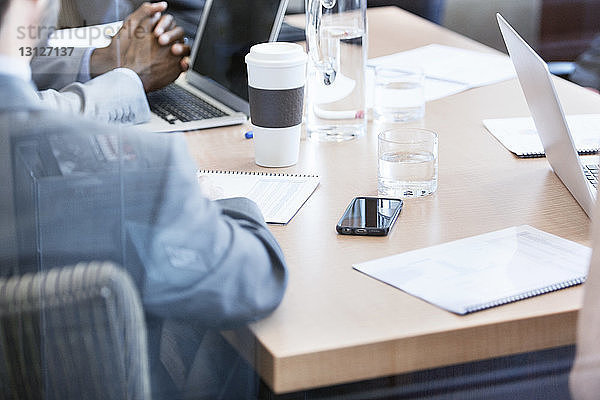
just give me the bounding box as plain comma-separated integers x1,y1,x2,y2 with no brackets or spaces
191,0,283,102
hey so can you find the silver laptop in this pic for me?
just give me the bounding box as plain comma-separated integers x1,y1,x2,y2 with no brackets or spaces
144,0,289,133
497,14,597,217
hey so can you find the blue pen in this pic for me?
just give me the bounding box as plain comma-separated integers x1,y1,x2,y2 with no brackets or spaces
245,131,254,139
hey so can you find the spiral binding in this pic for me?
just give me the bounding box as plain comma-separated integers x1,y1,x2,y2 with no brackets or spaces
517,149,599,158
464,276,587,314
196,169,319,178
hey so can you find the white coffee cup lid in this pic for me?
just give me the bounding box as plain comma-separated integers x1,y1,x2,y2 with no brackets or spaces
245,42,307,69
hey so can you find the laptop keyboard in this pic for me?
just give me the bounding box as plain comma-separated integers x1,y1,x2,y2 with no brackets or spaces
147,84,227,124
584,164,599,188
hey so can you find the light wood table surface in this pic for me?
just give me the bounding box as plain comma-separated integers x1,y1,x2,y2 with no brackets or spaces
184,7,600,394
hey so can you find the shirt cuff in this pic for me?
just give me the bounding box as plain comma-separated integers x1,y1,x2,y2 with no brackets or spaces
114,68,146,93
76,47,95,83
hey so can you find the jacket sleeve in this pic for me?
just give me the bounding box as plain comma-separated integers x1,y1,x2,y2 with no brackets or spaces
123,132,288,328
37,68,151,125
31,47,92,90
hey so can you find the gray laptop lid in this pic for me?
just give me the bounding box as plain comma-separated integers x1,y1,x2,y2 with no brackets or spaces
185,0,289,115
497,14,596,217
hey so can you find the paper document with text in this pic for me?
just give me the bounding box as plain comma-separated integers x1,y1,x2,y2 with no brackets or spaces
354,226,590,314
483,114,600,157
197,170,319,224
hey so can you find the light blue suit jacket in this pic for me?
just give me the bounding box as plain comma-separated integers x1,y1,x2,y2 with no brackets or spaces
38,68,151,125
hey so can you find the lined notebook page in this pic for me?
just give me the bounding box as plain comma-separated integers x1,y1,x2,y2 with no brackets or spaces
197,170,319,224
353,226,590,315
483,114,600,157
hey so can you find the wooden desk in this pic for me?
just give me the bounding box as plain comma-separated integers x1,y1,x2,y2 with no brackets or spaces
185,7,600,394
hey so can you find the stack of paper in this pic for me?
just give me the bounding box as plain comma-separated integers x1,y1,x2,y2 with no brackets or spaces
367,44,517,102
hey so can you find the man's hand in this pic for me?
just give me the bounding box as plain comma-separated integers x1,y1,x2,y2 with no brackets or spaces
90,2,191,91
120,16,185,93
153,12,190,72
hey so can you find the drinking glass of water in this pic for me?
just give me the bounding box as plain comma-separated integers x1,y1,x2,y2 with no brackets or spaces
373,65,425,123
378,128,438,197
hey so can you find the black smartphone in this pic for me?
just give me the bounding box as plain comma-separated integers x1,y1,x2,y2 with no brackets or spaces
336,197,403,236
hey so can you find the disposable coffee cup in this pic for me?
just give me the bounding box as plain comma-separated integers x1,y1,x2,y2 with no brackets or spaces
245,42,307,167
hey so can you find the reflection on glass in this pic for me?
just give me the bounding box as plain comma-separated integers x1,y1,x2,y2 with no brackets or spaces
3,75,286,400
340,197,402,228
192,0,282,101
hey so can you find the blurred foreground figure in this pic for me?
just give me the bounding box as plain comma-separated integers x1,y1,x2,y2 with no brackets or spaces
571,194,600,398
0,0,287,398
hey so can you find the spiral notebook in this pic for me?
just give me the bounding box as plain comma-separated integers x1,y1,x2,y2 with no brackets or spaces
483,114,600,158
353,226,590,315
196,170,319,224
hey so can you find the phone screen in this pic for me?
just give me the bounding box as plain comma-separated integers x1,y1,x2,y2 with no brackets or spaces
337,197,403,235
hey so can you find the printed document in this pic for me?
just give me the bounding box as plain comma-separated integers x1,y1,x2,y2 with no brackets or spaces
354,226,590,314
483,114,600,157
367,44,516,103
48,21,123,48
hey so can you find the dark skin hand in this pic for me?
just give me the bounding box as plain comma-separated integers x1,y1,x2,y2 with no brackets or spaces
152,6,190,72
90,2,191,92
120,15,185,92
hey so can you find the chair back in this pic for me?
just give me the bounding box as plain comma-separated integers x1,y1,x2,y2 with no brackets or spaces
0,262,150,400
